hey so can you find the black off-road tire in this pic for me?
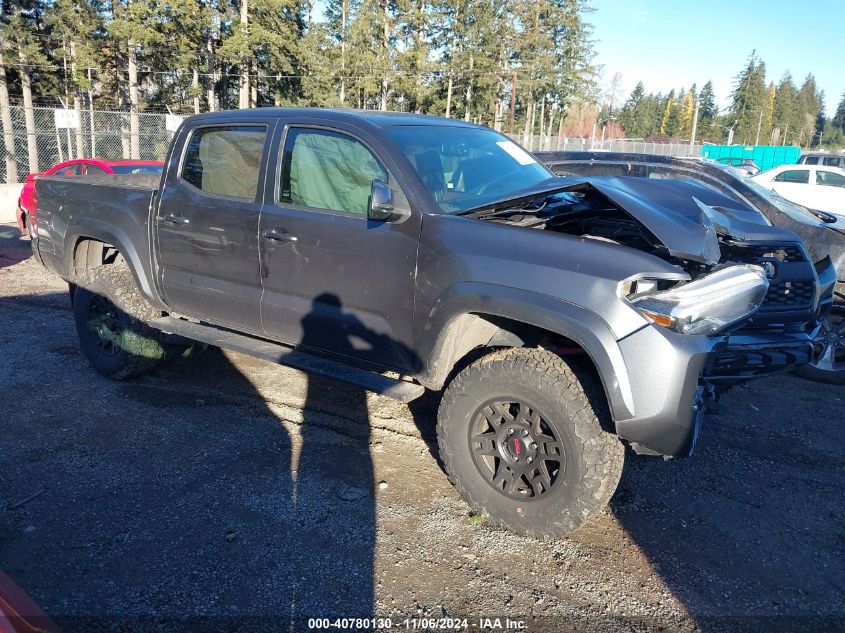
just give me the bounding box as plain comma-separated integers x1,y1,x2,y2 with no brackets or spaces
437,347,624,538
72,260,168,380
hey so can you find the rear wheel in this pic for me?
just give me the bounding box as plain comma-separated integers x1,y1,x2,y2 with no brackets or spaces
437,347,624,538
72,261,168,379
796,301,845,385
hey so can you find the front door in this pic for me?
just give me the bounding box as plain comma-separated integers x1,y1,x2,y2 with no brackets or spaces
258,123,421,372
155,120,274,333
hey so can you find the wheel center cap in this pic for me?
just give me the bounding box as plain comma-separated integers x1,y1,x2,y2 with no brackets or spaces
496,425,538,465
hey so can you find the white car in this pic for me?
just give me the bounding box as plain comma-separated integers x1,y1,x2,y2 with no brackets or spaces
751,164,845,217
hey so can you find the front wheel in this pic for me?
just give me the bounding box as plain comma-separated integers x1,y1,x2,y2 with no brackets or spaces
437,347,624,538
796,302,845,385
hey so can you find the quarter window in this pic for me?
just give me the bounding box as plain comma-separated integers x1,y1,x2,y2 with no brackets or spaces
279,128,387,215
181,125,266,200
773,169,809,184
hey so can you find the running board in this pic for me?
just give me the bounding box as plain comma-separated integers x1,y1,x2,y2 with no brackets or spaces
148,316,425,403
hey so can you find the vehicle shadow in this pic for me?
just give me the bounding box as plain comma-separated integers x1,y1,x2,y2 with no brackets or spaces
0,287,432,631
608,377,845,631
0,224,32,269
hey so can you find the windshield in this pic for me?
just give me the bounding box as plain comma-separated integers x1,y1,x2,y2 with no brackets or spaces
384,125,553,213
110,164,163,175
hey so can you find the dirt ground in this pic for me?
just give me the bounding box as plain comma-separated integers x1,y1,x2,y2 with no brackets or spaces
1,223,843,633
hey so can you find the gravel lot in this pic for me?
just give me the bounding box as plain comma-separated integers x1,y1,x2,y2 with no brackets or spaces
1,223,844,632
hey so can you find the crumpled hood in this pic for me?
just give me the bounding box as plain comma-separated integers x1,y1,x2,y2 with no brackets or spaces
579,175,794,264
479,175,804,264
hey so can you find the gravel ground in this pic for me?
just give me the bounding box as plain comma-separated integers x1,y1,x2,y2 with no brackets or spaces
1,223,844,633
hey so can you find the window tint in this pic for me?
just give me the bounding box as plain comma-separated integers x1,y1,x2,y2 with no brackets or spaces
111,164,163,175
816,170,845,187
181,125,266,199
280,128,387,214
52,163,83,176
803,156,819,165
773,169,809,184
84,165,108,176
822,156,843,167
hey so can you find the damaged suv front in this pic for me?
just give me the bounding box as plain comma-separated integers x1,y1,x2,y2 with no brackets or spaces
450,175,835,457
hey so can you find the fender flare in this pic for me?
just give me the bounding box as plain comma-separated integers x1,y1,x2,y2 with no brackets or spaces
63,218,168,311
416,282,638,421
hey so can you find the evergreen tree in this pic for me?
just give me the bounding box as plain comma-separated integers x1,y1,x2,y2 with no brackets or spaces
729,51,768,144
619,81,650,138
833,90,845,133
795,74,821,146
658,88,674,136
772,72,798,144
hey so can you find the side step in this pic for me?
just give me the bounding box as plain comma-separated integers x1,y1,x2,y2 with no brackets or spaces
148,316,426,403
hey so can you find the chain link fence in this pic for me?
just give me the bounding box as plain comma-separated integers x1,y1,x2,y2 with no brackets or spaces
1,105,174,183
511,134,706,158
0,105,709,184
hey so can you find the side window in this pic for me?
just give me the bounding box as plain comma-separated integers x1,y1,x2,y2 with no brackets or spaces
279,127,387,215
54,164,83,176
816,170,845,187
823,156,842,167
181,125,267,200
773,169,809,184
803,156,819,165
85,165,108,176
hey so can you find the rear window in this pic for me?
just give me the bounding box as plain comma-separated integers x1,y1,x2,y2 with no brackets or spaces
110,164,163,175
181,125,267,200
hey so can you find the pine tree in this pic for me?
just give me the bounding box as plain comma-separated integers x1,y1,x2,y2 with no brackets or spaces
659,89,674,136
833,90,845,133
729,51,768,144
772,72,798,144
619,81,648,138
795,74,821,147
697,80,717,140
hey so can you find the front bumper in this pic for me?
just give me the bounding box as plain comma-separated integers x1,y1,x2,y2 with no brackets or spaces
612,324,814,458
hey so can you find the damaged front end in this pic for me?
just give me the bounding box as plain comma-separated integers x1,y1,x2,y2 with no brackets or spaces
471,176,836,456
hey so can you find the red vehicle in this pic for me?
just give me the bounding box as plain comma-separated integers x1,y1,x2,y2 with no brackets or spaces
16,158,164,237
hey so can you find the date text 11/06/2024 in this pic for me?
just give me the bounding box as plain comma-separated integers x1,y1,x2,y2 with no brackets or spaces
307,617,526,630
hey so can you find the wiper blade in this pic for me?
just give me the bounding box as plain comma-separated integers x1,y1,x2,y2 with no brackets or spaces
458,195,557,219
457,181,584,218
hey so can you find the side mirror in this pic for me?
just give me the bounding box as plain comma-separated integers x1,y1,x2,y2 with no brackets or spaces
368,179,395,222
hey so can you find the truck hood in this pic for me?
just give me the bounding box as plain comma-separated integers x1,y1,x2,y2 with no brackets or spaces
474,175,802,265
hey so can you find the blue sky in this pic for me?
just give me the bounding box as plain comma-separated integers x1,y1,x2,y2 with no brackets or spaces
588,0,844,114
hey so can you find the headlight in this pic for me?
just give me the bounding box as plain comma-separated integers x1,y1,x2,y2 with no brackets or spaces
627,265,769,335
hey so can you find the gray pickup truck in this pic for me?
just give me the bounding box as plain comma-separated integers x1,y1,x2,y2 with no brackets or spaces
32,108,835,537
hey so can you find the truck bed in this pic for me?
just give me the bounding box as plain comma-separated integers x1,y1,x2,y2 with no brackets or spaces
33,174,161,300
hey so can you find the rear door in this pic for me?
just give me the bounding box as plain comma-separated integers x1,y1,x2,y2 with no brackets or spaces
257,119,421,371
155,117,275,333
770,167,812,207
813,169,845,213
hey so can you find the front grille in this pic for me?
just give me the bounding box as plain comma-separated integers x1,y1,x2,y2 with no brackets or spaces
721,243,806,264
763,280,816,308
721,241,815,315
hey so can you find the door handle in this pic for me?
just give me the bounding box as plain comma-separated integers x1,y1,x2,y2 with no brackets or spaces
262,228,297,242
158,213,190,225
